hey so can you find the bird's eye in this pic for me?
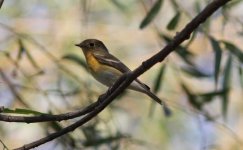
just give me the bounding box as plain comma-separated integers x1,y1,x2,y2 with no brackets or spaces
89,43,95,47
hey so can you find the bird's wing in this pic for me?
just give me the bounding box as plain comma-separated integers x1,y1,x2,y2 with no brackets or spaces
93,52,150,90
93,52,131,73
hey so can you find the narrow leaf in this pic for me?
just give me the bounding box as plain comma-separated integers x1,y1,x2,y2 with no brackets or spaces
0,0,4,9
181,66,212,78
110,0,126,11
83,135,125,146
166,11,181,30
221,41,243,62
198,89,228,103
17,39,42,72
3,108,45,115
210,37,222,86
25,48,41,70
153,64,166,93
181,83,201,110
239,66,243,88
222,55,232,118
159,34,194,65
17,39,26,61
62,54,88,71
140,0,163,29
149,64,166,117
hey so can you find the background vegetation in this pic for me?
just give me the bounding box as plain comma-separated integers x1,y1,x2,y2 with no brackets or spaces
0,0,242,149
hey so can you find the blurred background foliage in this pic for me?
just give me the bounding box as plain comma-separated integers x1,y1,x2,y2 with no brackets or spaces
0,0,243,149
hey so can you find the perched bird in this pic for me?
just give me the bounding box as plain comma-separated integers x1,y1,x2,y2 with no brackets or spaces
75,39,171,116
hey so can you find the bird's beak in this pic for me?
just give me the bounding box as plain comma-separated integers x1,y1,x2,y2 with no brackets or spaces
75,43,81,47
75,43,86,48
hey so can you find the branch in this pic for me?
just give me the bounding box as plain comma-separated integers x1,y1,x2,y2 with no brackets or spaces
0,102,97,123
13,0,231,149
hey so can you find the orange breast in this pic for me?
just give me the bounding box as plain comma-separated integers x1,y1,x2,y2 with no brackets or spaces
85,52,101,73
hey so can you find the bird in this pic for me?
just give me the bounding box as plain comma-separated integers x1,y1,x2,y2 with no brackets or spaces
75,39,171,116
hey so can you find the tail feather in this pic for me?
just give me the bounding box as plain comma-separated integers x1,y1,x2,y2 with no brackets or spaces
145,90,172,117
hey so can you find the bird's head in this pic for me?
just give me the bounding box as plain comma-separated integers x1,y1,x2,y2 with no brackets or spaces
75,39,108,52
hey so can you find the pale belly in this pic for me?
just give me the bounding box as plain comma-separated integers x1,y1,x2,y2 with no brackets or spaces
91,69,120,87
90,67,145,93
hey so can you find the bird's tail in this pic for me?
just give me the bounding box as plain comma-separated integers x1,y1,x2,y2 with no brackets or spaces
144,90,172,117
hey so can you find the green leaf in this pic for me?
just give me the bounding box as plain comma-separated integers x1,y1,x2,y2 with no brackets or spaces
166,11,181,30
49,121,63,131
83,135,125,146
17,39,42,72
209,37,222,86
153,64,166,93
222,54,232,118
181,66,212,78
239,66,243,88
194,1,201,13
25,48,41,70
3,108,45,115
110,0,126,11
159,34,194,65
198,89,228,103
221,41,243,62
0,0,4,9
149,64,166,117
140,0,163,29
181,83,201,110
17,39,26,61
62,54,88,71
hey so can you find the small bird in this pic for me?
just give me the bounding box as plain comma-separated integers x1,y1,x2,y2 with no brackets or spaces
75,39,171,116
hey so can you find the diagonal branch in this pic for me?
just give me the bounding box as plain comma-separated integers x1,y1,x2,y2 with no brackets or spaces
13,0,231,149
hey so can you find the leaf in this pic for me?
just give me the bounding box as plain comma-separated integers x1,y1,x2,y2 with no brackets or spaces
139,0,163,29
181,83,201,110
153,64,166,93
166,11,181,30
159,34,194,65
197,89,228,103
0,0,4,9
181,66,212,78
221,41,243,62
110,0,126,11
62,54,88,71
49,121,63,131
3,108,45,115
25,48,41,70
222,54,232,118
17,39,42,72
17,39,26,61
239,66,243,88
83,135,125,146
194,1,201,13
209,37,222,86
149,64,166,117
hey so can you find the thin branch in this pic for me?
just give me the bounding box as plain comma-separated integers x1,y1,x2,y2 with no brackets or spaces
13,0,231,149
0,102,98,123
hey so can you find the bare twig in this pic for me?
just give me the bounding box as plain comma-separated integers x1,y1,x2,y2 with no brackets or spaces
12,0,231,149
